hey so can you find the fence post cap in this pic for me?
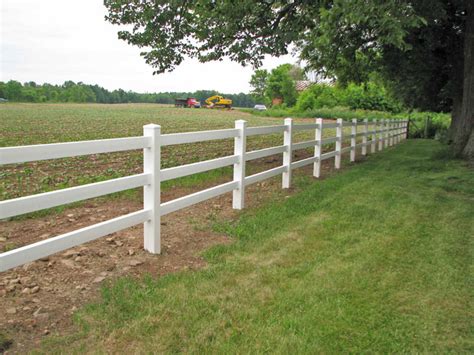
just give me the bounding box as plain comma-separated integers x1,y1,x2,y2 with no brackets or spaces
143,124,161,129
284,117,293,124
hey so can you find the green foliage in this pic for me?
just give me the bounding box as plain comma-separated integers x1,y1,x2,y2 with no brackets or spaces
249,69,268,103
406,112,451,139
4,80,23,101
344,82,402,112
294,82,402,113
0,81,256,107
103,0,467,113
295,84,342,111
265,64,297,106
242,105,451,139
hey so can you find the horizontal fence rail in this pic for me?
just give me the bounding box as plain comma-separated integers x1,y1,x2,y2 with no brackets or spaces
0,210,151,271
0,136,151,165
0,173,151,219
161,155,238,182
161,128,239,146
0,118,408,272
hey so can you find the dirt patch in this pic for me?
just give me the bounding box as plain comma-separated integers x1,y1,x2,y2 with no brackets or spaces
0,148,360,353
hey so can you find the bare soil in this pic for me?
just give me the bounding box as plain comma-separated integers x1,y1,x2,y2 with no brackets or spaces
0,151,353,353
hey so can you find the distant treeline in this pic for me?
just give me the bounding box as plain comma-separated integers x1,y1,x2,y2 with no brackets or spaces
0,80,256,107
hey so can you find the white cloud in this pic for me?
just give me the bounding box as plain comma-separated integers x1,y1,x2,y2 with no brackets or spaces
0,0,296,93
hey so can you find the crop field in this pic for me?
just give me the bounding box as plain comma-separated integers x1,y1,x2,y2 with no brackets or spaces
1,103,360,203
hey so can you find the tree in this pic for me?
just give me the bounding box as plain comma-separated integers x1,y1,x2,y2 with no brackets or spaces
0,82,6,98
4,81,24,101
104,0,473,159
265,64,297,106
249,69,268,103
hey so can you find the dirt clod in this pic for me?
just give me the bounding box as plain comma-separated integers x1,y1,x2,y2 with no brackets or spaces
93,276,106,284
129,260,143,267
60,259,77,268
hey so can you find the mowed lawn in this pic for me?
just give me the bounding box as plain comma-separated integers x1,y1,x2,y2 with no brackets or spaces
41,140,473,353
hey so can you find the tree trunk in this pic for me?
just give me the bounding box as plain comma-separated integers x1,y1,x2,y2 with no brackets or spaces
448,94,463,143
463,129,474,160
452,2,474,160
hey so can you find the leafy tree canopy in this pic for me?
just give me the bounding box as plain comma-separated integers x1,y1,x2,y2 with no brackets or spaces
0,80,256,107
265,64,298,106
104,0,472,158
104,0,463,111
249,69,268,103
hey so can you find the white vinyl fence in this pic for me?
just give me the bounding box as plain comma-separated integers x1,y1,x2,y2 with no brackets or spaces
0,118,408,272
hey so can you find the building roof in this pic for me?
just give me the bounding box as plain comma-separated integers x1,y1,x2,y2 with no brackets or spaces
295,81,313,92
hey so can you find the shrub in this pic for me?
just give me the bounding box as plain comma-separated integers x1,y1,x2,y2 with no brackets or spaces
265,64,298,106
295,84,342,111
406,112,451,139
345,82,402,113
295,81,401,113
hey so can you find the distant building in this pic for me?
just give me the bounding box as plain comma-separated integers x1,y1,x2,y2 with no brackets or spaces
272,97,283,106
295,81,313,92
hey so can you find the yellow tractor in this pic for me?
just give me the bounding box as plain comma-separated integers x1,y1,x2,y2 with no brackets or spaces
205,95,232,109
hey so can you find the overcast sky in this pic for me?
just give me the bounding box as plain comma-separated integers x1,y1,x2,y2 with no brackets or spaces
0,0,297,94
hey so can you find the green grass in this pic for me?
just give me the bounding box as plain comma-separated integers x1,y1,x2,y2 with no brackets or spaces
0,332,13,352
42,140,473,353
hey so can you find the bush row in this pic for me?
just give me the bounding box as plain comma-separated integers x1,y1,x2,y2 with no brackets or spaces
240,106,451,139
294,82,402,113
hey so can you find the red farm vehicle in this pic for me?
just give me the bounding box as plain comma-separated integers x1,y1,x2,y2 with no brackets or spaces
174,97,201,108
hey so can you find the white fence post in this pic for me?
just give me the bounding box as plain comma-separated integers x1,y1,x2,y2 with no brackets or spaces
335,118,343,169
401,121,404,142
233,120,247,209
143,124,161,254
384,119,389,148
314,118,323,178
390,120,394,146
371,119,377,154
378,119,384,151
362,119,368,156
350,119,357,162
282,118,293,188
395,120,400,144
392,120,395,145
395,121,399,144
386,120,392,147
398,121,402,143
